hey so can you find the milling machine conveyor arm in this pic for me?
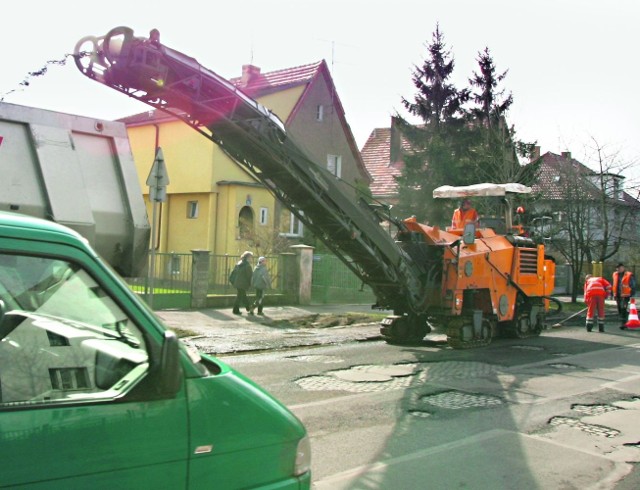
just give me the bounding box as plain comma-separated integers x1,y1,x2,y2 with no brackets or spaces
74,26,426,312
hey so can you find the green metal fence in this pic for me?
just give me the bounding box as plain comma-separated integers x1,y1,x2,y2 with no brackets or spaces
125,252,193,309
311,254,376,304
126,252,282,297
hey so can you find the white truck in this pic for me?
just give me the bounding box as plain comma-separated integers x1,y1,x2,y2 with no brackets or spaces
0,102,149,275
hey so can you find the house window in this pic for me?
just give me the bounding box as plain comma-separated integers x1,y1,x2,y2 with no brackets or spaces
327,154,342,177
280,211,304,237
187,201,199,219
614,179,623,200
49,368,89,391
553,211,565,222
260,207,269,225
238,206,254,239
316,104,324,122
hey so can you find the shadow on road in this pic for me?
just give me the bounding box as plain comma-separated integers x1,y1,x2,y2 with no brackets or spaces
313,328,639,489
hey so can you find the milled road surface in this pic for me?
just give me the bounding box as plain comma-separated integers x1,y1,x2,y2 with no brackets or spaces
156,304,387,355
155,301,640,489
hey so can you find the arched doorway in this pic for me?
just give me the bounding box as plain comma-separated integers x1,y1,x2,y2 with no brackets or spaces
238,206,254,239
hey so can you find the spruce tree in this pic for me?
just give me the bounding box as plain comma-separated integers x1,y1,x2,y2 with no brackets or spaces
395,26,471,226
467,47,538,186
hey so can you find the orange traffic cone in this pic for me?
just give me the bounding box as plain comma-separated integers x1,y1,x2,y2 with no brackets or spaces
625,298,640,329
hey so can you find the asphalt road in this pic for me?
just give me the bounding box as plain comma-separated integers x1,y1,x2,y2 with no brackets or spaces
157,303,640,488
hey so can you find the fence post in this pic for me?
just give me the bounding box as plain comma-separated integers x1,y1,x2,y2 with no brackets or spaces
290,244,314,305
191,249,211,308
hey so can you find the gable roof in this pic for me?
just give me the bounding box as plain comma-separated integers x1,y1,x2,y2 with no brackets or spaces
532,151,638,205
118,60,369,182
118,62,324,127
229,61,323,101
530,151,593,200
360,121,414,199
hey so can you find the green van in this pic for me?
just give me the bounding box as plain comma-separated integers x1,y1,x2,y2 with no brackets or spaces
0,212,310,489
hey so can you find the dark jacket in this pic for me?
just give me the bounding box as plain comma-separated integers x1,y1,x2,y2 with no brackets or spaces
233,258,252,289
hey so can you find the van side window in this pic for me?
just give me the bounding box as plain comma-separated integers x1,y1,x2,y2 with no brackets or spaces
0,254,149,407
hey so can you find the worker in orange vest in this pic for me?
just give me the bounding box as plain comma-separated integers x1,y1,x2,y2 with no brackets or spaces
612,262,636,330
451,199,479,229
584,274,612,332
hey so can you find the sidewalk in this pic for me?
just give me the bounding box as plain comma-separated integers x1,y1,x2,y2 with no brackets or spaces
156,304,386,355
155,297,626,356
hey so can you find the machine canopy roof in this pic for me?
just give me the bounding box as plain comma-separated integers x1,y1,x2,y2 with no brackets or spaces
433,183,532,198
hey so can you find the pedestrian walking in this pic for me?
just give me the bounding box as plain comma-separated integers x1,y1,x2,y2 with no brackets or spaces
249,256,272,315
584,274,612,332
612,262,636,330
230,251,253,315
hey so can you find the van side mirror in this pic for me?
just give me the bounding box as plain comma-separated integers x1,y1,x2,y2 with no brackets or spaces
159,330,182,396
463,223,476,244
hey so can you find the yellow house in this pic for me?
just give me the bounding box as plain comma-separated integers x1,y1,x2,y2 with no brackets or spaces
121,60,370,257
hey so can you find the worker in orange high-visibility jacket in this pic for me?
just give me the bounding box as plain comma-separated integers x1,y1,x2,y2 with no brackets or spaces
584,274,612,332
451,199,479,229
612,262,636,330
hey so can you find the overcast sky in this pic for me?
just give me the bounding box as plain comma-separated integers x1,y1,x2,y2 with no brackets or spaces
2,0,639,184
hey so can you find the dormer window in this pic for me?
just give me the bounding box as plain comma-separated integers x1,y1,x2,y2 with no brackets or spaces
316,105,324,122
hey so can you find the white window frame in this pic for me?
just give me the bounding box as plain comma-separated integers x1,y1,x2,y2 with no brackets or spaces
280,211,304,237
327,154,342,178
187,200,199,219
259,207,269,225
316,104,324,122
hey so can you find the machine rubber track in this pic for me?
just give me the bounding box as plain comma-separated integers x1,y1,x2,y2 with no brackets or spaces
445,319,493,349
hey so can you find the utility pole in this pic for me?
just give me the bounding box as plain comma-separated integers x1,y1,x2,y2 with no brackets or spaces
146,147,170,308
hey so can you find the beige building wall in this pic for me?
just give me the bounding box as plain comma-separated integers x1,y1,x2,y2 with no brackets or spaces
125,66,362,258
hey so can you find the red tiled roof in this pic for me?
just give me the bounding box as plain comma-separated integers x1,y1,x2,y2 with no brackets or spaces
360,127,411,199
117,60,369,183
531,151,598,199
531,151,638,205
118,62,323,126
229,61,323,99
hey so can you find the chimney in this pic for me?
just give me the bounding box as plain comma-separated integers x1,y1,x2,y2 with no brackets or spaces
240,64,261,87
561,151,572,160
389,116,402,165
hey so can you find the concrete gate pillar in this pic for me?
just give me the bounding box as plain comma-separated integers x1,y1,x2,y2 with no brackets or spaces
290,244,314,305
190,249,211,308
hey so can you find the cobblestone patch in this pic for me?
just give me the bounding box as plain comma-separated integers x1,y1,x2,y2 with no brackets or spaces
571,403,621,416
419,391,503,410
548,416,620,438
295,374,413,393
295,361,502,393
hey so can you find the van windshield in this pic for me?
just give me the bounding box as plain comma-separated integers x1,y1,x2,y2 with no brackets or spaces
0,253,148,406
0,254,140,341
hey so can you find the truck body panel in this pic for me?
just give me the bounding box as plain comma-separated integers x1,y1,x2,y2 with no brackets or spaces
0,102,150,275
